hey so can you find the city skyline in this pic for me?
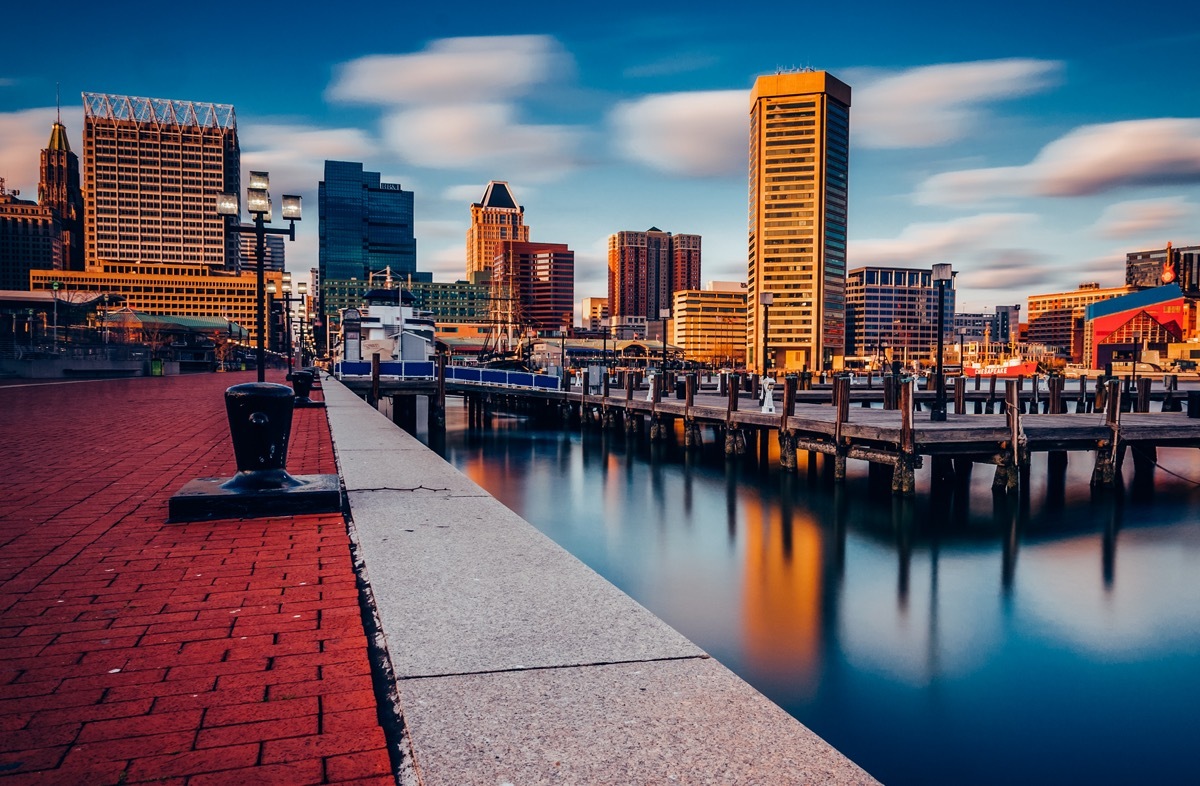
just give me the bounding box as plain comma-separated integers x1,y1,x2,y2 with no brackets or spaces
1,2,1198,315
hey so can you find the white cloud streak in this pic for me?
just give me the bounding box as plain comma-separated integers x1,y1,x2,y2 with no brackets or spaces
326,36,572,105
918,119,1200,205
850,213,1038,265
852,59,1062,149
0,107,67,195
327,36,584,180
1091,197,1194,240
609,90,744,177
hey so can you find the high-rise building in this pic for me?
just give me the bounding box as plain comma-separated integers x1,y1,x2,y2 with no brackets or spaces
466,181,528,278
671,282,747,367
318,160,420,337
82,93,240,269
581,297,609,332
607,228,701,325
845,266,955,365
491,241,573,334
0,181,62,290
239,234,285,273
38,117,84,271
747,71,851,372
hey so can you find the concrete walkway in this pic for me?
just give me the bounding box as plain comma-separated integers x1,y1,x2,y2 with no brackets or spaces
325,378,879,785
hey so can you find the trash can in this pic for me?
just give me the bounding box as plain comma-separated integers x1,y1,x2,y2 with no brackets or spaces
150,358,164,377
676,378,686,399
1188,391,1200,419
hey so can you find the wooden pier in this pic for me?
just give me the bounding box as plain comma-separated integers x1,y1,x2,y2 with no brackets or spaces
342,364,1200,496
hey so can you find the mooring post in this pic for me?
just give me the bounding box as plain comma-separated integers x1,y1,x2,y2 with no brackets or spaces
953,375,966,414
893,378,916,495
985,374,997,414
833,375,850,481
992,381,1021,493
1136,377,1151,413
725,373,743,456
1091,379,1122,487
370,352,381,406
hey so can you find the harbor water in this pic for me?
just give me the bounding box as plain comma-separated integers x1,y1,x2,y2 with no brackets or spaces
416,398,1200,785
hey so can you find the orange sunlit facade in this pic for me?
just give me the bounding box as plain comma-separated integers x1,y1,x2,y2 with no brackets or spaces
748,71,851,373
30,263,281,343
466,181,528,279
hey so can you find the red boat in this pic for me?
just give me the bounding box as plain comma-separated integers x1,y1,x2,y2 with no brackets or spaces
964,358,1040,378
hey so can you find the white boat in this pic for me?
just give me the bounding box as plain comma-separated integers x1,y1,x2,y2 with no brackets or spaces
339,268,436,364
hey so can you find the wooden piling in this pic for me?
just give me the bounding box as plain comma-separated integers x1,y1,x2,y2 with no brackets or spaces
370,352,381,405
1091,379,1122,487
893,379,916,495
833,375,850,481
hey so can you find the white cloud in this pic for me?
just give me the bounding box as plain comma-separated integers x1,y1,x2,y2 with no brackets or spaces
850,213,1038,265
379,104,582,180
967,249,1055,290
0,78,15,88
1091,196,1194,239
442,183,487,203
0,106,68,195
326,36,571,105
609,90,744,176
852,59,1062,149
327,36,585,180
239,122,377,193
917,119,1200,205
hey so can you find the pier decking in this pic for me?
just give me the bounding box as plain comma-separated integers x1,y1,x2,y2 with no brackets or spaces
349,367,1200,496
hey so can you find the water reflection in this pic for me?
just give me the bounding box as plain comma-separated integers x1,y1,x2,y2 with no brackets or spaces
425,406,1200,786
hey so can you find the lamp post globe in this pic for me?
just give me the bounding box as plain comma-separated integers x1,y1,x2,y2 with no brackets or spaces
218,173,301,382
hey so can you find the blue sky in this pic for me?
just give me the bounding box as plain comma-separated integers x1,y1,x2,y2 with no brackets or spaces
2,1,1199,313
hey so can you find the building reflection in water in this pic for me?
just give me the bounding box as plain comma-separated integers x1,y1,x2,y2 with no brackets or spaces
430,406,1200,786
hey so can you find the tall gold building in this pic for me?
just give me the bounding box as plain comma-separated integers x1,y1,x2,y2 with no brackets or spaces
747,71,850,373
465,181,528,278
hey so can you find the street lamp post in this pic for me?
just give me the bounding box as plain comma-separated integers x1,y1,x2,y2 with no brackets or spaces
660,308,670,395
1132,330,1142,386
267,273,308,374
759,292,773,376
931,263,953,422
217,171,301,382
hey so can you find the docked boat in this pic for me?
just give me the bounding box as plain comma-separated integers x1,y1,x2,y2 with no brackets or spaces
338,268,437,365
963,358,1040,378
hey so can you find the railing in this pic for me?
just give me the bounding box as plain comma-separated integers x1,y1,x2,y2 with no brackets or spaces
334,361,562,391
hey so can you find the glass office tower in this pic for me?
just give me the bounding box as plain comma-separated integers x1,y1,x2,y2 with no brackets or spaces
318,160,422,339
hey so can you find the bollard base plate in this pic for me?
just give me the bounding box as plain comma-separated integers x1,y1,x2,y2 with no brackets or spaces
168,473,341,523
294,397,326,408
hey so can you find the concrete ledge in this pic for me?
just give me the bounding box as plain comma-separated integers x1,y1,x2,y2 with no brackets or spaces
323,377,879,785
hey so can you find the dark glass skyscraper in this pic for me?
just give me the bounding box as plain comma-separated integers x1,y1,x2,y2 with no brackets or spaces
318,160,422,338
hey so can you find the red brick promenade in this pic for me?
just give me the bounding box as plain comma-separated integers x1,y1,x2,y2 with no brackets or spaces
0,373,394,785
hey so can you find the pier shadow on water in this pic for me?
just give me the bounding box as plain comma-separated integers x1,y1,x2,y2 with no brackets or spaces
420,404,1200,786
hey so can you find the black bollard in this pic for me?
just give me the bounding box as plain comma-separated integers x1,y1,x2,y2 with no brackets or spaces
223,383,299,490
290,370,323,408
168,382,340,521
1189,391,1200,419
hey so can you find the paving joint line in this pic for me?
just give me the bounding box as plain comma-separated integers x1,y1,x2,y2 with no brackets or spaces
396,654,713,682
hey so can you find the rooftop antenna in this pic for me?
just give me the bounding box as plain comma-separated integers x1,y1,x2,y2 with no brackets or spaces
56,82,61,124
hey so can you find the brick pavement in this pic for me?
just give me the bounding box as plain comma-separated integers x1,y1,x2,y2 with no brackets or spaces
0,372,394,785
